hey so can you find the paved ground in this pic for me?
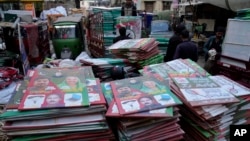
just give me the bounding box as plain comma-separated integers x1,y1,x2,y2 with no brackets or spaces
197,54,205,68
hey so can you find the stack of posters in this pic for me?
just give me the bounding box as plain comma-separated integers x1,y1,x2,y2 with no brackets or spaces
170,75,247,140
0,67,115,141
141,59,250,140
0,82,21,140
208,75,250,140
235,8,250,20
164,59,210,78
91,7,122,57
101,75,184,140
108,38,163,68
141,59,210,84
79,58,133,82
0,69,33,140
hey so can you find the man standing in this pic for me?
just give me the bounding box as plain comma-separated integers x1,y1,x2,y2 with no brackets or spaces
203,27,225,74
164,24,186,62
121,0,137,16
203,27,225,62
173,30,198,62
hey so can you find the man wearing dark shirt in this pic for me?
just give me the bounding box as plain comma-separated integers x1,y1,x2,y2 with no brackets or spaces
203,27,225,62
164,24,186,62
203,27,225,74
113,27,131,43
121,0,137,16
174,30,198,62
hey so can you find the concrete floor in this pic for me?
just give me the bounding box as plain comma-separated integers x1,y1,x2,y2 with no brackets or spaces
197,54,205,68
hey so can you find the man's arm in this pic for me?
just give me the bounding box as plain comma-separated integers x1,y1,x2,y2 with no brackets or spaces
203,37,213,54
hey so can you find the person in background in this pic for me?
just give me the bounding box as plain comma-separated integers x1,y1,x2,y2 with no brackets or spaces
113,27,131,43
164,24,186,62
203,27,225,74
121,0,137,16
173,29,198,62
180,15,185,24
203,26,225,62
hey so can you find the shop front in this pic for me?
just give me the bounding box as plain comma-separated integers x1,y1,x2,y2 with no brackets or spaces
0,0,43,18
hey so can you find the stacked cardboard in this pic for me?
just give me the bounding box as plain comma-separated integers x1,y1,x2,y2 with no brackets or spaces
0,67,115,141
101,75,184,140
172,75,250,141
235,8,250,20
142,59,250,141
92,7,122,57
108,38,163,69
79,58,133,82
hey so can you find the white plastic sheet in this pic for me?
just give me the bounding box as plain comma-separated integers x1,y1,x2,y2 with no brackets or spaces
40,6,67,20
0,82,17,104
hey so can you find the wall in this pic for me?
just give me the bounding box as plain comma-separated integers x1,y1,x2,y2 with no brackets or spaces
140,0,172,12
110,0,172,13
